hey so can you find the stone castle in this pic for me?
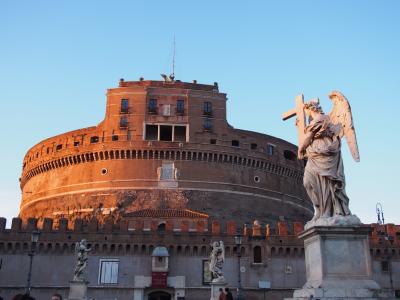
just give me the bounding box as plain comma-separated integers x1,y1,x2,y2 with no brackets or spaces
0,79,398,300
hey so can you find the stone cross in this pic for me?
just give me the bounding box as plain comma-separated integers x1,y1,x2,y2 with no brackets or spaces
282,94,306,147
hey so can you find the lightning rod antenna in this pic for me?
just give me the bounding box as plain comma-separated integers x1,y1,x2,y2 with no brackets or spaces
172,34,176,79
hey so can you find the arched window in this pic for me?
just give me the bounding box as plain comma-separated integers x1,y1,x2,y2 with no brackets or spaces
157,223,166,233
253,246,262,263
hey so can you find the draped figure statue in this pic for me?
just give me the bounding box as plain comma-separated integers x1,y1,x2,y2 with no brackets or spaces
209,241,225,282
284,91,361,228
73,239,91,282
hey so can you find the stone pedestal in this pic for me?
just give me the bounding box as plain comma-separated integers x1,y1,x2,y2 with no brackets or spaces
210,279,227,300
68,280,88,300
289,226,386,299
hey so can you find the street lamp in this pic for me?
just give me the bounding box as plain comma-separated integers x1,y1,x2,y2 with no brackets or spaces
375,202,394,292
234,232,245,300
25,231,40,295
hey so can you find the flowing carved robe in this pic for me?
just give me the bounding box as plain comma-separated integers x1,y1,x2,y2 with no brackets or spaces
303,114,351,218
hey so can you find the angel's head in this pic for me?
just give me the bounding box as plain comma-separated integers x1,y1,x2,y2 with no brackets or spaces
303,98,324,118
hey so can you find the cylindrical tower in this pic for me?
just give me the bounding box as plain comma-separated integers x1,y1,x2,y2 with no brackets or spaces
19,79,312,225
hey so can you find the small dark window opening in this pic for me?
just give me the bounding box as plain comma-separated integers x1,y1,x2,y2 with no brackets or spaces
284,150,297,161
121,99,129,113
381,260,389,272
46,147,50,154
148,99,157,114
210,139,216,145
90,136,99,144
74,141,80,147
174,126,186,142
267,144,275,155
251,143,257,150
203,119,213,131
176,100,185,115
120,116,128,128
112,135,119,141
145,125,158,140
160,125,173,141
395,290,400,298
203,101,212,116
157,223,166,233
231,140,239,147
254,246,262,263
56,144,62,151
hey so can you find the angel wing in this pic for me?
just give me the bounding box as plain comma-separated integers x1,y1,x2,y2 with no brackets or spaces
328,91,360,162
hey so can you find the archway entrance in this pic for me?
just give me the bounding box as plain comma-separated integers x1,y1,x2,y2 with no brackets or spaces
148,291,172,300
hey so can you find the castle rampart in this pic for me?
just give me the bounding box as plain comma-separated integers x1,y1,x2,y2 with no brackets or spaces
19,80,312,225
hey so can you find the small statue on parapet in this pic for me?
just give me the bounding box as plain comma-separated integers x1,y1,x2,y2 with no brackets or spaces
283,91,361,229
73,239,91,282
209,241,225,282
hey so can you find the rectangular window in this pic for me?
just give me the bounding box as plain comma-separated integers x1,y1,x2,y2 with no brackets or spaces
231,140,239,147
99,259,119,284
210,139,216,145
381,261,389,272
56,144,62,151
112,135,119,141
267,144,275,156
176,100,185,115
203,118,212,131
202,259,212,285
120,116,128,128
251,143,257,150
145,125,158,140
73,141,80,147
174,126,186,142
120,99,129,113
203,102,212,116
90,136,99,144
148,99,157,114
160,125,173,141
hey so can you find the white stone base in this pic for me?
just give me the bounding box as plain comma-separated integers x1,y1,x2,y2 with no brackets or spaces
210,279,227,300
287,226,394,300
68,280,88,300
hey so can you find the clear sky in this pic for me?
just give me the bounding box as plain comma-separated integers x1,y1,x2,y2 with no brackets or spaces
1,1,399,226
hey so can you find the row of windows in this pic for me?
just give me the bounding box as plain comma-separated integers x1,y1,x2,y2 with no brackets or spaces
21,148,303,187
23,139,292,171
145,124,187,142
120,98,187,118
145,99,212,116
147,99,186,115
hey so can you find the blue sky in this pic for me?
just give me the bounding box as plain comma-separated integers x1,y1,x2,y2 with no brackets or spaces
1,1,399,226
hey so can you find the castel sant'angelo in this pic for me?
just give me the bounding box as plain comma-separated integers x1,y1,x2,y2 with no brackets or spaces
0,77,398,300
19,78,311,226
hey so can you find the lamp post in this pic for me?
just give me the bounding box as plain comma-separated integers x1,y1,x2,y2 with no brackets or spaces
375,202,394,292
234,232,245,300
25,231,40,295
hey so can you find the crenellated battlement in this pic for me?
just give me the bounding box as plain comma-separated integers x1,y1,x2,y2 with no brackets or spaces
1,217,399,259
0,217,306,237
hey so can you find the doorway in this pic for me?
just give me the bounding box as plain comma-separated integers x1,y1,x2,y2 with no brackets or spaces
148,291,172,300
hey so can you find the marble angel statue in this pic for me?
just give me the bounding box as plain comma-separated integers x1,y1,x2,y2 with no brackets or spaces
286,91,361,228
73,239,91,281
209,241,225,282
